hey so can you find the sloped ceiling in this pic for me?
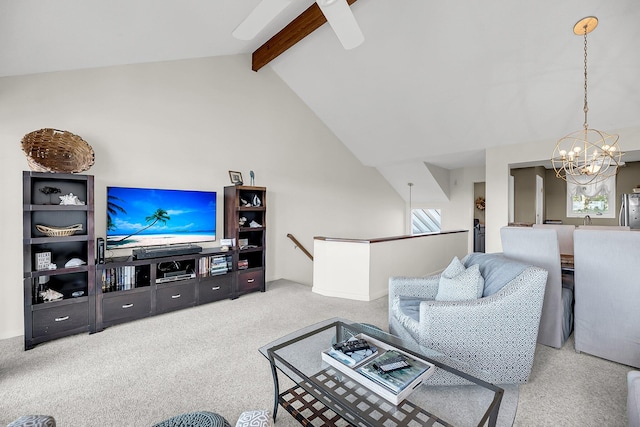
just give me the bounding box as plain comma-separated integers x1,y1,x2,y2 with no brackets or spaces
2,0,639,202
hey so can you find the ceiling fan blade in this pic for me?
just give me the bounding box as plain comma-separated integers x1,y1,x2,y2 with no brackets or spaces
233,0,293,40
317,0,364,50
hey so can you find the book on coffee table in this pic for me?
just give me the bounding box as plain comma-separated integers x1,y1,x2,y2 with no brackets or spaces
356,350,431,394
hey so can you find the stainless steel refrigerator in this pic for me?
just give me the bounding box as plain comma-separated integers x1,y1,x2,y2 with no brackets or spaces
619,193,640,229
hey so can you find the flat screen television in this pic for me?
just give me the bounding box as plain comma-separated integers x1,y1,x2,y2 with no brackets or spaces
106,186,216,250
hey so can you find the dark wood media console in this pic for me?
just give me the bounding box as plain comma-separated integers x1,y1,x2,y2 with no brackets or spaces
96,248,238,331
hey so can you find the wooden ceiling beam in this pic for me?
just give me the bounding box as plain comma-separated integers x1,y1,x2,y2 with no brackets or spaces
251,0,358,72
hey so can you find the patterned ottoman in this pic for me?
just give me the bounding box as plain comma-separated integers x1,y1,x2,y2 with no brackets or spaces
152,411,231,427
7,416,56,427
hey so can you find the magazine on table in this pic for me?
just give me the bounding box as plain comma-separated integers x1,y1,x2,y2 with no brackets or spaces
356,350,432,394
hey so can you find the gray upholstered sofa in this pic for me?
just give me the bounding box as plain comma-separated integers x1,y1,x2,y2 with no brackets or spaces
389,253,547,385
574,229,640,368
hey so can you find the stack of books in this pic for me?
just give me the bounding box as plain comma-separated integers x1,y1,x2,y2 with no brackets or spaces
101,266,138,292
198,255,230,276
209,255,228,276
321,334,434,405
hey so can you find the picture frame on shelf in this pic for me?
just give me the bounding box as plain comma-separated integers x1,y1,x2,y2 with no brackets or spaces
35,252,51,271
229,171,243,185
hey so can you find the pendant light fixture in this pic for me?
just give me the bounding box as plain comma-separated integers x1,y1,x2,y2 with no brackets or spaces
551,16,623,185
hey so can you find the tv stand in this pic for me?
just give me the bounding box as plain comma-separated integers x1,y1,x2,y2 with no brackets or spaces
132,243,202,260
96,247,238,332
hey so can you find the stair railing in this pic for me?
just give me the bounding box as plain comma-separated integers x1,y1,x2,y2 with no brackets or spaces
286,233,313,261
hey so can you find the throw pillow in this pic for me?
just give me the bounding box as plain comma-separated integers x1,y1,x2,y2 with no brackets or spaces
235,410,273,427
441,256,466,279
7,416,56,427
436,263,484,301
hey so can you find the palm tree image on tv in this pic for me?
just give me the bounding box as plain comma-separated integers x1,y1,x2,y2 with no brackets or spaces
113,208,171,243
107,194,126,232
106,187,217,250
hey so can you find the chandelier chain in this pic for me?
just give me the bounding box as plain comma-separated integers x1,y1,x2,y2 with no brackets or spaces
583,25,589,129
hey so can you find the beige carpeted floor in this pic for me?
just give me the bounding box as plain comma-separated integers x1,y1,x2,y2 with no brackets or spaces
0,279,631,426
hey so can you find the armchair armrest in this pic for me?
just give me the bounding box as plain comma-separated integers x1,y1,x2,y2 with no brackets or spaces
389,275,440,300
389,275,440,316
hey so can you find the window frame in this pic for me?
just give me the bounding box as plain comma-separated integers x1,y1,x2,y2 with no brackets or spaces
411,208,441,235
566,175,616,219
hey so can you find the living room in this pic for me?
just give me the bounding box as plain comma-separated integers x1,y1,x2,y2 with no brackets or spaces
2,2,640,426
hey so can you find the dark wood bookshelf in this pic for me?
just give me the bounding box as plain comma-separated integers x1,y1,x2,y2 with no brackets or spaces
22,171,96,350
224,185,267,296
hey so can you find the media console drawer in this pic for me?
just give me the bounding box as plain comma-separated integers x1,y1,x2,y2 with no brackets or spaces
103,289,152,323
198,275,232,304
32,301,89,338
156,281,196,313
238,270,264,293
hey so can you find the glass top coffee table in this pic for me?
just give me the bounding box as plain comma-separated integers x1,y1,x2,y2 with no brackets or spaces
259,318,504,427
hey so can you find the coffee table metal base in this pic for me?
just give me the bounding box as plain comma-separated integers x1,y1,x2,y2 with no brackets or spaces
279,369,453,427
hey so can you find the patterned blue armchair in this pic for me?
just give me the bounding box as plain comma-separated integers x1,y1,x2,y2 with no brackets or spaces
388,253,547,385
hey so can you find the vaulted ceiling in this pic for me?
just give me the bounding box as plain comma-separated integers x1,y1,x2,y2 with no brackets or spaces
2,0,639,202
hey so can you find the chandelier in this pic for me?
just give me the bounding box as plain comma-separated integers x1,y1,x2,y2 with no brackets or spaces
552,16,623,185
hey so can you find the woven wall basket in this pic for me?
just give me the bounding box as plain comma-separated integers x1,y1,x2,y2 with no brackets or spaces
21,128,95,173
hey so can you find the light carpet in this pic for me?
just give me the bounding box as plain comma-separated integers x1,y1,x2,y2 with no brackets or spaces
0,279,631,426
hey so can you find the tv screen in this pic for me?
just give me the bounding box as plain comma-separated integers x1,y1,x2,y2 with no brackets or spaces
106,186,216,250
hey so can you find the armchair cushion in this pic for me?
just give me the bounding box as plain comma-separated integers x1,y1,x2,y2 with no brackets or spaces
463,252,529,297
436,263,483,301
393,296,423,341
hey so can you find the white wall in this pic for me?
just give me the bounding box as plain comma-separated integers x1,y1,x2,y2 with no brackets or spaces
410,166,485,253
0,55,405,340
444,166,485,251
313,231,469,301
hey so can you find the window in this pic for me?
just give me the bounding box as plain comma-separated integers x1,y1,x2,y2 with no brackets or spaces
566,175,616,218
411,208,441,234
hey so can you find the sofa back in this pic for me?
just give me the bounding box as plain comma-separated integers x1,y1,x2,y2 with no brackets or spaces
462,252,530,297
